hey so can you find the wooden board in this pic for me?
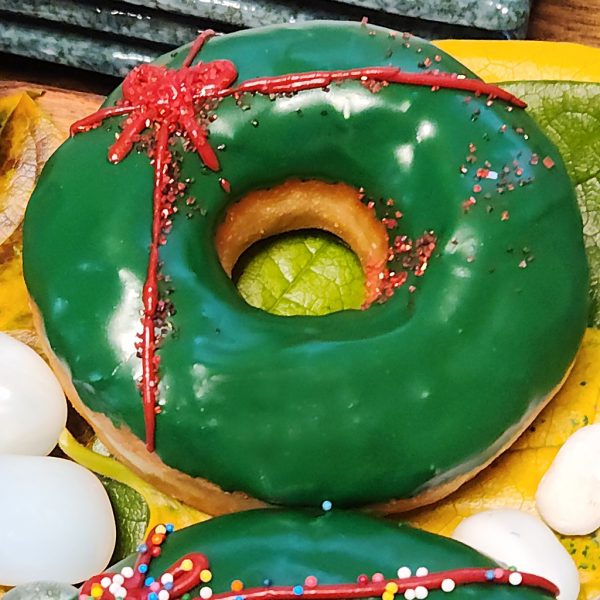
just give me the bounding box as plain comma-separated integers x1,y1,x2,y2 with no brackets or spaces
0,80,103,137
530,0,600,48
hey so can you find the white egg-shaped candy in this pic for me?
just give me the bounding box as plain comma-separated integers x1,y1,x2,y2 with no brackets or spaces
452,509,579,600
3,581,78,600
0,455,116,586
0,333,67,455
537,424,600,535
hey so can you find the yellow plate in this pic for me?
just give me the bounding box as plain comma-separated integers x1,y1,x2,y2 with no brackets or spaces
434,40,600,83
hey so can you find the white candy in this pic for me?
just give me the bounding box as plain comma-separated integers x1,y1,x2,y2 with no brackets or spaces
3,581,78,600
536,424,600,535
452,509,579,600
0,455,116,586
0,333,67,455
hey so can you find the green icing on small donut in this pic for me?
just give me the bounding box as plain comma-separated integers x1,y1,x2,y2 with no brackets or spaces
24,22,588,507
90,510,554,600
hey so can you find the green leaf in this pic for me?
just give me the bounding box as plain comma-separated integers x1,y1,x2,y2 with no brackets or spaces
236,231,364,316
503,81,600,327
99,476,149,563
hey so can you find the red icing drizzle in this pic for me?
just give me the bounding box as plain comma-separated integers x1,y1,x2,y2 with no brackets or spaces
70,29,527,452
79,525,559,600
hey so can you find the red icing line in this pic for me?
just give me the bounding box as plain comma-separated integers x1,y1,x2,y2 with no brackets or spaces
79,526,559,600
219,68,526,108
80,525,209,599
205,569,558,600
70,30,527,451
138,124,170,451
183,29,217,68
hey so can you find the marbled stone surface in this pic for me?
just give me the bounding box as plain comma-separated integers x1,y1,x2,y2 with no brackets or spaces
120,0,530,31
2,0,220,47
0,19,165,77
0,0,530,78
327,0,529,30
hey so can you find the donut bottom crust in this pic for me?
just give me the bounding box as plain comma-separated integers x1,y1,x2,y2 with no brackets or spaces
30,298,575,516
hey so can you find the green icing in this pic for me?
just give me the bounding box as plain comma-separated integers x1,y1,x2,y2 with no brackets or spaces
23,22,588,507
112,510,550,600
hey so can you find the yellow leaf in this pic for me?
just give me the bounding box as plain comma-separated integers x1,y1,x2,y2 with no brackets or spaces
0,95,21,137
0,93,61,246
406,328,600,600
433,40,600,84
58,429,210,535
0,227,34,333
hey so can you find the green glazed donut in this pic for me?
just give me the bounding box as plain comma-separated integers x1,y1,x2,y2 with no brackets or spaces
80,510,558,600
23,21,588,512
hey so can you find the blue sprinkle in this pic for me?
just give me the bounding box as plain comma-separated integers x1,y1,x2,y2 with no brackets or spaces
138,564,149,574
145,577,155,587
235,595,243,600
137,544,148,553
263,579,273,587
148,594,158,600
293,586,304,596
485,570,495,581
166,523,175,533
165,582,174,591
321,500,333,512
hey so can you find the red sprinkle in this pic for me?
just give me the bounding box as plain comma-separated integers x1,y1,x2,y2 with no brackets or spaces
219,177,231,193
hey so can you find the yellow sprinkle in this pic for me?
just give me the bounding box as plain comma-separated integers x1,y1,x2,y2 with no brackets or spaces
200,569,213,583
91,583,104,598
155,524,167,535
385,583,399,594
382,592,395,600
181,558,194,572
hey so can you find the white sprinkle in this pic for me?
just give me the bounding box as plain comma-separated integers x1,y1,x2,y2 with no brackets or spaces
441,579,456,593
200,587,214,599
486,170,498,180
121,567,134,578
112,574,125,585
397,567,412,579
415,567,429,577
509,572,523,586
404,589,416,600
415,586,429,599
109,583,121,596
158,590,170,600
161,573,175,585
101,577,112,588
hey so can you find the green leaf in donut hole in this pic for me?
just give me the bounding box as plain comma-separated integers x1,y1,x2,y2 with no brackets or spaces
235,230,364,316
502,81,600,327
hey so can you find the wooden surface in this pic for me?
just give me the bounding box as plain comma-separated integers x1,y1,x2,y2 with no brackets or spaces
530,0,600,47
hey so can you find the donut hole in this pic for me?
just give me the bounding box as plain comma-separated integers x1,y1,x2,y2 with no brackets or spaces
215,179,389,315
